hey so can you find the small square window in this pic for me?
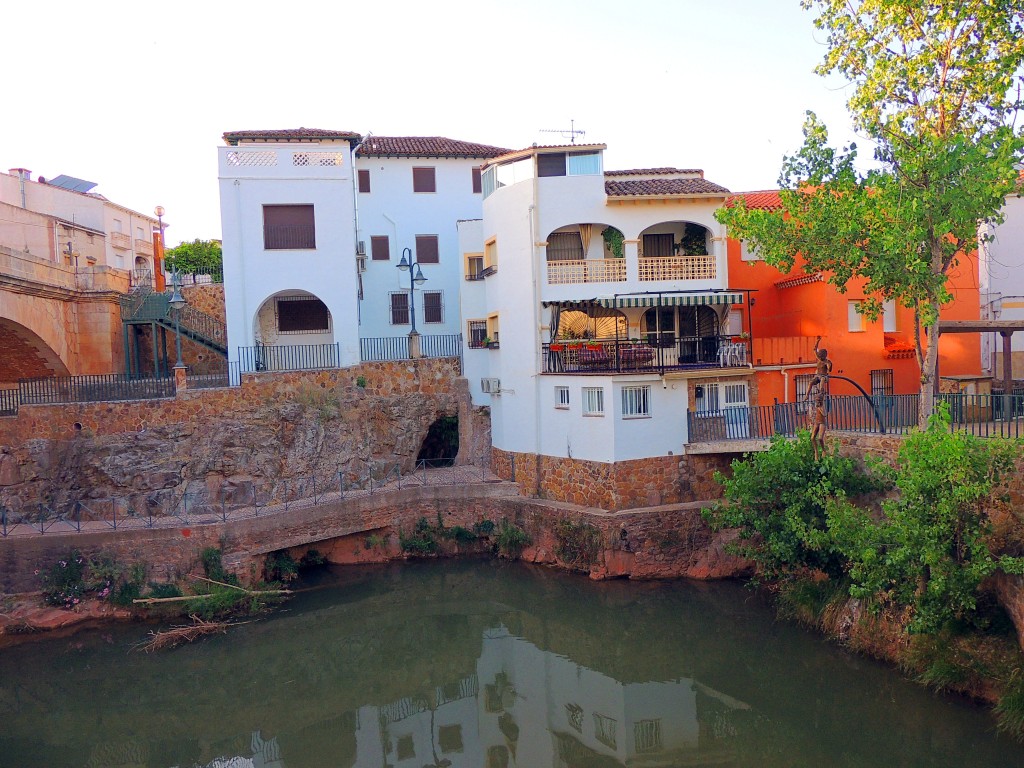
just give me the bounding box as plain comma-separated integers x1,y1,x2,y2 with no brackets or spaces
396,735,415,761
465,253,484,280
468,320,487,348
358,169,371,193
370,235,390,261
583,387,604,416
438,724,463,754
413,167,436,193
555,386,570,409
416,235,439,264
621,385,650,418
263,204,315,250
740,239,760,261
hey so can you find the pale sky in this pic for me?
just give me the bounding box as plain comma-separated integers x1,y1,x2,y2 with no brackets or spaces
2,0,863,246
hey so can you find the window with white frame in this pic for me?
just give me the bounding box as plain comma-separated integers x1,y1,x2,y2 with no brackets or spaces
740,239,760,261
882,299,897,332
848,300,865,332
555,386,570,409
582,387,604,416
726,308,744,336
621,385,650,418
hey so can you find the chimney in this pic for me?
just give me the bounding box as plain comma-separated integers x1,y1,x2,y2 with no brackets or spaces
8,168,30,208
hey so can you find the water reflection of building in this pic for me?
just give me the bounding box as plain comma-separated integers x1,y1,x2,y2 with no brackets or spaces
194,626,746,768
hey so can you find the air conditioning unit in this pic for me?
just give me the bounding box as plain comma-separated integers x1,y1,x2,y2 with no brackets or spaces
356,240,366,256
480,378,501,394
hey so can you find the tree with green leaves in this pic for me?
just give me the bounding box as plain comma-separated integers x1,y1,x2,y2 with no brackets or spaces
827,407,1024,633
164,238,223,277
717,1,1024,424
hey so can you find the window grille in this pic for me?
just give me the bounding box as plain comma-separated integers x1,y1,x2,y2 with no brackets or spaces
621,385,650,417
583,387,604,416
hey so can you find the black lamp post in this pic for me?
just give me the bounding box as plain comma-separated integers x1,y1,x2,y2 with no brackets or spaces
396,246,427,343
168,267,186,369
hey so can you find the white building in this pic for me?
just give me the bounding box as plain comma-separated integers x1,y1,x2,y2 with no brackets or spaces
980,187,1024,377
462,145,753,509
0,167,159,282
217,129,507,369
355,136,509,342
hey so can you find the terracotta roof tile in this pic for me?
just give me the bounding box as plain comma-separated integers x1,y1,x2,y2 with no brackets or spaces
604,178,730,197
727,190,784,211
605,167,703,176
357,136,511,158
885,335,916,359
774,272,823,290
223,128,361,145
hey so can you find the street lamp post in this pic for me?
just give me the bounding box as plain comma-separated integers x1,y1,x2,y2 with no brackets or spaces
396,247,427,358
154,205,166,290
168,267,187,390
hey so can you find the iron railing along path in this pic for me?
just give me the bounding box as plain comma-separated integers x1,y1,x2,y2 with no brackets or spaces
18,373,174,405
687,393,1024,443
119,290,227,355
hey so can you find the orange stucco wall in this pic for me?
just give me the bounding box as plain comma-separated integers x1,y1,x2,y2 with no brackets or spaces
727,238,981,405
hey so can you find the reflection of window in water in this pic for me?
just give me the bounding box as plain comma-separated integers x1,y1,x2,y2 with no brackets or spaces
487,744,510,768
565,702,584,733
593,712,618,749
634,719,663,753
439,724,464,753
396,734,415,761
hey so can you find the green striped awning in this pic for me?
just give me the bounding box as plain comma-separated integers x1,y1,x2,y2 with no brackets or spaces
544,292,744,309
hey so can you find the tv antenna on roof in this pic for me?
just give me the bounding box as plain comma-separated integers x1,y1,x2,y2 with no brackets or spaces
539,119,586,145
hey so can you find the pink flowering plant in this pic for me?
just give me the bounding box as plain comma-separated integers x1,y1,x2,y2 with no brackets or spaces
39,551,147,609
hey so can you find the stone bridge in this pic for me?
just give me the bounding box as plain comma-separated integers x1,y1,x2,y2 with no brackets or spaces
0,246,128,387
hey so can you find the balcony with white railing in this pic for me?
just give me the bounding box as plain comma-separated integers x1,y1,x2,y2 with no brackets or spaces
134,239,154,256
110,231,131,250
546,258,627,285
638,255,716,281
218,146,349,179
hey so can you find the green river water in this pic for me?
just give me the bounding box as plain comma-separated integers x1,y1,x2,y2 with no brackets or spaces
1,559,1023,768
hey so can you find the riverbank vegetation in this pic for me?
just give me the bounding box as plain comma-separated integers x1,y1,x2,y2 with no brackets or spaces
704,409,1024,735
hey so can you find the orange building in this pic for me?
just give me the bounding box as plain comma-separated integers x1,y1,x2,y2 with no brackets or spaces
726,191,981,406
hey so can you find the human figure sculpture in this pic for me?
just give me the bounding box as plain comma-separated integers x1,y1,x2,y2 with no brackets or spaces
806,337,831,461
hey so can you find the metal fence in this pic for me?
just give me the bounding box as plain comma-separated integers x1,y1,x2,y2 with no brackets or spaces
18,373,175,405
688,392,1024,443
237,343,340,373
0,388,17,416
170,266,223,285
360,334,462,362
186,361,242,389
0,458,493,537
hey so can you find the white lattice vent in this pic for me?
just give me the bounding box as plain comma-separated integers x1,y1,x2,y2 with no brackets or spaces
226,151,278,167
292,152,344,167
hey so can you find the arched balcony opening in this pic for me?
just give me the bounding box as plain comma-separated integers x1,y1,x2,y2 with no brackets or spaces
545,224,626,284
637,221,715,281
245,289,339,371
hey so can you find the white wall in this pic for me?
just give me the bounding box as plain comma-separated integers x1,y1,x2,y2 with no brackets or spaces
357,156,485,339
982,195,1024,363
457,218,493,404
218,144,361,366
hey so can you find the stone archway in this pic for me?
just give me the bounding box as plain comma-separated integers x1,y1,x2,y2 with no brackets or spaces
0,318,71,387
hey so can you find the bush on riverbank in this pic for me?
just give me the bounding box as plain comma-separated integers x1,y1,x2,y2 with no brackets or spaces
704,409,1024,735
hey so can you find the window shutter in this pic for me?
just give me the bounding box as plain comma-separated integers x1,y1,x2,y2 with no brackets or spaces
472,167,482,193
390,293,410,325
416,235,439,264
413,167,436,193
358,169,371,193
370,236,390,261
423,291,443,323
537,153,567,177
263,205,316,249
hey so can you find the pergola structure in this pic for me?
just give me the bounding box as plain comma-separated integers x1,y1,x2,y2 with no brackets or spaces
936,320,1024,394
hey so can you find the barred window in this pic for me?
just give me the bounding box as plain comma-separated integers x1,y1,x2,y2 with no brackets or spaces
390,292,410,325
621,385,650,418
467,320,487,348
593,713,617,749
423,291,443,324
555,386,570,409
582,387,604,416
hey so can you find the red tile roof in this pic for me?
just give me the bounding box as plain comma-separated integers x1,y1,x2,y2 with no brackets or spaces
357,136,511,158
605,167,703,176
774,272,823,290
885,335,916,359
223,128,361,145
729,190,784,211
605,178,730,197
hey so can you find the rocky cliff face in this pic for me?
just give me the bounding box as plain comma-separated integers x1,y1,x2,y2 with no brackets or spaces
0,360,475,518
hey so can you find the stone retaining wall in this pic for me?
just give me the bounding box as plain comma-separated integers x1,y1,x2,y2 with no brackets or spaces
491,447,731,511
0,358,474,515
0,482,748,594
